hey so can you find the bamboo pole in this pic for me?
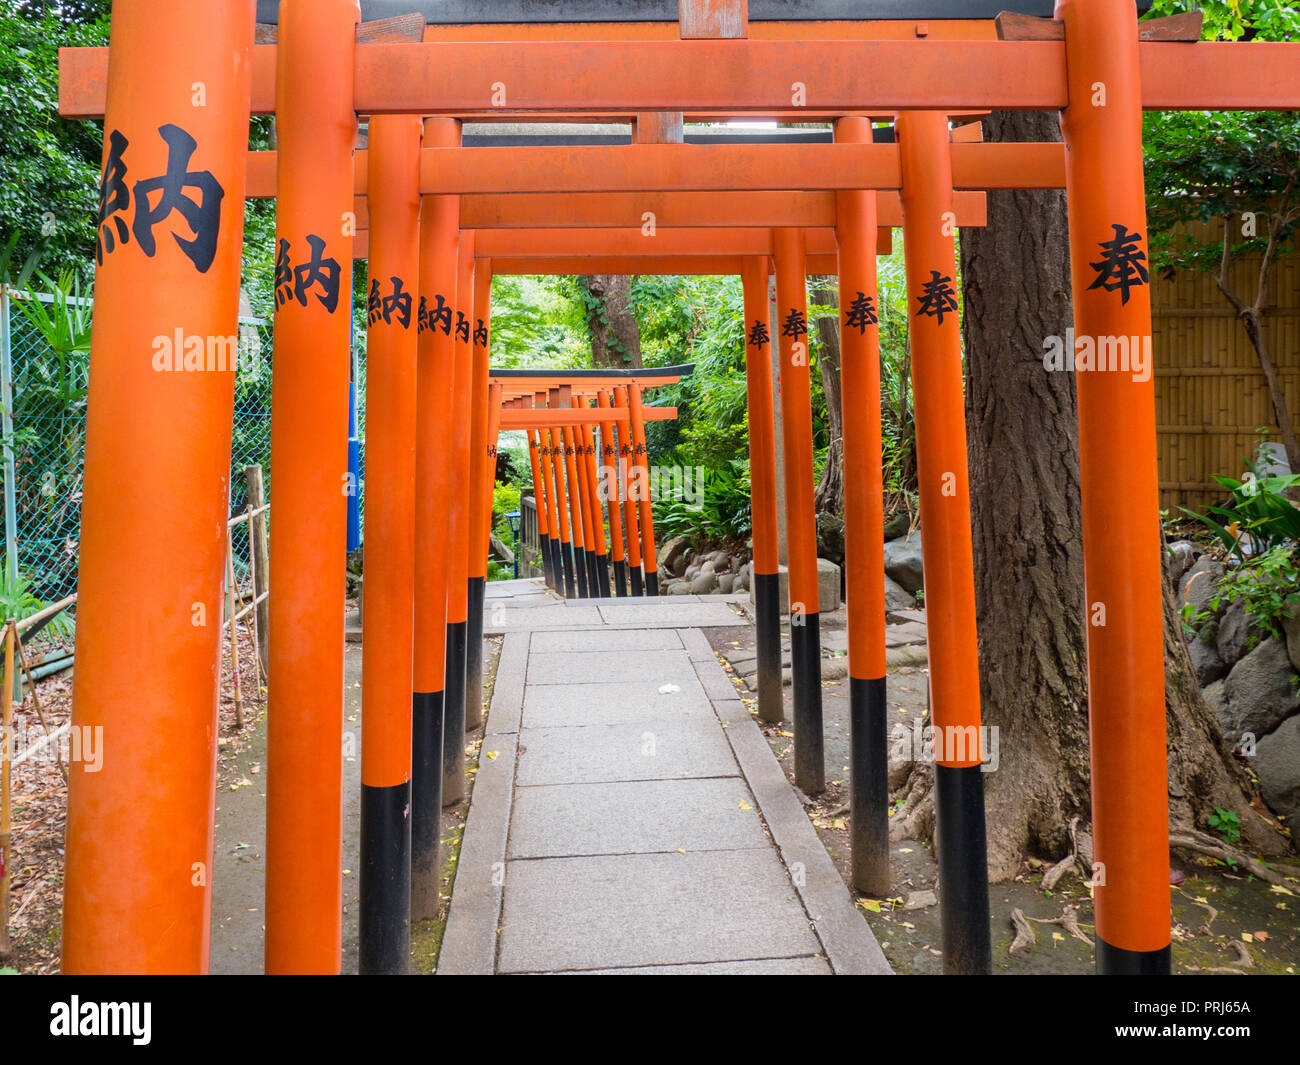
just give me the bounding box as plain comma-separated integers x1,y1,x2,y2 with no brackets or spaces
0,621,12,961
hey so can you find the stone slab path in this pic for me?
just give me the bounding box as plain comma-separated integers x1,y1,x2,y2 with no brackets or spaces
439,579,891,976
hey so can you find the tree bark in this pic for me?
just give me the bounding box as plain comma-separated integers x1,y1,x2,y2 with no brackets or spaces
579,274,643,368
811,278,843,515
908,110,1292,881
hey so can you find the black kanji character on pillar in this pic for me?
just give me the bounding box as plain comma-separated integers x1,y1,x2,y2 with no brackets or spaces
747,318,770,347
781,308,808,339
427,294,453,335
293,234,342,313
915,270,958,325
382,277,412,328
96,129,131,265
131,124,224,273
367,278,383,326
455,312,470,343
844,291,879,334
474,318,489,347
274,238,295,309
1087,223,1149,306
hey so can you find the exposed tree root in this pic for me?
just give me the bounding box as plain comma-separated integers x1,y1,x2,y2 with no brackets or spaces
1169,828,1299,888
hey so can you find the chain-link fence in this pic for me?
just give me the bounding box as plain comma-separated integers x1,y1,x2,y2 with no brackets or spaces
0,289,367,608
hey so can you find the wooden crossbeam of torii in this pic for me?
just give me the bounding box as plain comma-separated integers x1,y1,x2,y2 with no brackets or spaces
240,143,1056,194
58,37,1300,119
498,407,676,428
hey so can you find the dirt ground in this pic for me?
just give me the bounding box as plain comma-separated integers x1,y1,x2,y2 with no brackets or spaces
704,621,1300,976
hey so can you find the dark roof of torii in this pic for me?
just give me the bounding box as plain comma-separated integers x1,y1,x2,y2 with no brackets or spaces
489,364,694,380
254,2,1149,26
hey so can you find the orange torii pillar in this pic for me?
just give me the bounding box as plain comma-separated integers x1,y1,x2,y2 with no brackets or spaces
465,259,493,731
897,110,990,974
536,391,564,590
527,429,557,590
483,381,504,592
626,382,660,595
596,390,628,596
442,232,475,805
359,114,421,974
773,228,824,795
412,117,460,920
62,0,255,975
546,419,578,597
577,396,612,597
1058,0,1170,975
261,0,356,977
741,257,783,726
559,394,592,598
836,117,890,896
615,385,645,596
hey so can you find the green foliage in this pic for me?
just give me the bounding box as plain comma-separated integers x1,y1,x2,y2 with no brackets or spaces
1209,544,1300,641
492,480,522,544
0,8,109,279
1181,451,1300,559
1143,2,1300,275
1207,807,1242,846
0,559,71,635
652,459,752,542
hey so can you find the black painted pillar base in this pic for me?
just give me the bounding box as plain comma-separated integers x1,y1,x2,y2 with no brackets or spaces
540,535,555,590
442,620,467,806
790,615,824,795
585,550,602,599
595,555,612,598
630,566,644,597
411,689,444,921
849,675,889,897
560,541,577,598
1096,939,1172,975
753,571,783,725
645,570,659,596
933,763,992,975
574,546,589,598
549,537,563,591
359,781,411,975
612,558,627,597
465,576,485,731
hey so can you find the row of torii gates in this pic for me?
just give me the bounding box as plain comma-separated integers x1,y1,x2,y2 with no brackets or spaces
55,0,1300,976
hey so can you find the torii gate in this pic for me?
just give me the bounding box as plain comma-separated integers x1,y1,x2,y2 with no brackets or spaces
56,0,1300,978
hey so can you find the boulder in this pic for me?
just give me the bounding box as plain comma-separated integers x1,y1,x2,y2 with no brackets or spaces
1216,636,1300,744
690,572,718,594
717,573,736,594
660,535,693,576
1179,557,1225,619
710,549,731,567
1284,603,1300,673
883,531,924,594
1167,540,1202,586
882,512,910,542
736,564,751,592
684,564,700,581
699,559,717,575
1255,715,1300,826
1187,634,1227,686
669,581,694,595
884,575,915,613
1215,601,1260,668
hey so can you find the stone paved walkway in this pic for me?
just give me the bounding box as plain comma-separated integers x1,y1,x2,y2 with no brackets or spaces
439,579,891,975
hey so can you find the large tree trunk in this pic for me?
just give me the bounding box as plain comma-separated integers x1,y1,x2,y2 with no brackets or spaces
579,274,643,368
890,110,1289,879
811,278,843,515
